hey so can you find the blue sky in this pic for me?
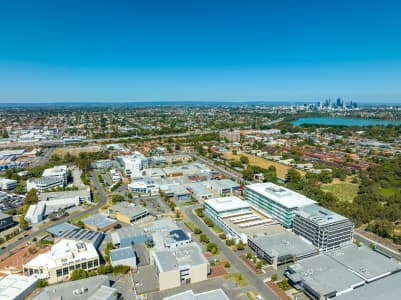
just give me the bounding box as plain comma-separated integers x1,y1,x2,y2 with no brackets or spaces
0,0,400,103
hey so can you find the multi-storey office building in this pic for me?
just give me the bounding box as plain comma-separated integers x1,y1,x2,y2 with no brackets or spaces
23,239,99,284
246,182,316,228
293,204,354,251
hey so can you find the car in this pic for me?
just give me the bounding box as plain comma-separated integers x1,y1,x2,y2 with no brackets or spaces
256,295,263,300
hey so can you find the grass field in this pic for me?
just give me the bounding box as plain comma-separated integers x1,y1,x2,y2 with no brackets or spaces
53,145,102,157
321,182,359,202
222,151,305,179
378,187,401,197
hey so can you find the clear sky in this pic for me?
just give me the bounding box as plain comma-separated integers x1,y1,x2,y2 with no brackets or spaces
0,0,400,103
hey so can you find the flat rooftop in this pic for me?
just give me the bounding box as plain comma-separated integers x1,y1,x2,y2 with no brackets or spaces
246,182,316,209
287,254,365,297
0,274,36,300
38,189,90,202
251,230,318,259
153,243,208,272
82,213,116,229
326,245,401,282
33,275,111,300
335,271,401,300
164,289,230,300
110,246,136,263
205,196,251,213
296,204,350,226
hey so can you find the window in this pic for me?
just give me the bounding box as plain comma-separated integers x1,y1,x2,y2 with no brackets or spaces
75,264,81,269
81,262,87,269
69,265,75,271
94,259,98,267
88,261,93,268
56,269,62,277
63,267,68,275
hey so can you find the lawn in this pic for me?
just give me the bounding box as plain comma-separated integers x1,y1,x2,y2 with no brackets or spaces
321,182,359,202
224,272,248,287
222,151,305,179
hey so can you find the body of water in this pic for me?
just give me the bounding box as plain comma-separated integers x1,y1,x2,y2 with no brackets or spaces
292,117,401,126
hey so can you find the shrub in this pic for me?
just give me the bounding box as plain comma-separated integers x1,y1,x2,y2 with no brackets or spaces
271,274,278,281
200,234,209,244
224,262,231,268
194,228,202,234
219,233,226,240
237,241,244,251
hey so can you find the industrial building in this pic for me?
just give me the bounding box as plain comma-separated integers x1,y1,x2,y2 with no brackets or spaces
109,246,137,268
38,189,91,204
163,185,192,201
246,182,316,228
25,202,46,224
82,213,117,232
335,271,401,300
286,245,401,300
0,212,13,231
248,231,318,267
201,179,240,196
151,243,209,291
111,226,149,248
293,204,354,251
0,177,17,191
47,223,105,249
186,182,213,202
152,228,192,249
286,253,365,300
23,239,100,284
107,202,149,224
33,275,116,300
0,274,37,300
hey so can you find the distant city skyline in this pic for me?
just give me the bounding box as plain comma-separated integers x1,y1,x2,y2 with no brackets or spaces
0,1,400,103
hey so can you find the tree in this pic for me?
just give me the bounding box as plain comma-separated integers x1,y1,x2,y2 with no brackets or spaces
71,269,88,281
199,234,209,244
36,279,47,288
271,274,278,281
236,241,245,251
240,155,249,164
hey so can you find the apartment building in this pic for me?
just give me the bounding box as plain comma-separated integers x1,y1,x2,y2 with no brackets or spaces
293,204,354,251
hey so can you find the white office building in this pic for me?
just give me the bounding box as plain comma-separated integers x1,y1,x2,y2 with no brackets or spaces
118,152,148,178
42,165,68,186
25,202,46,224
246,182,316,228
23,239,99,284
128,177,159,195
27,177,64,192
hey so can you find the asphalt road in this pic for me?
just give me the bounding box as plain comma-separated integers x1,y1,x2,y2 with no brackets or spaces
0,170,107,256
183,206,279,300
31,147,55,167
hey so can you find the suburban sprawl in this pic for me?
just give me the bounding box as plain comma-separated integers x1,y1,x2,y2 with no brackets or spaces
1,102,401,300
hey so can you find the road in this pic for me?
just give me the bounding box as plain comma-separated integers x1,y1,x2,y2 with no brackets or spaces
31,147,55,167
183,206,279,300
194,155,251,185
0,170,107,256
0,130,218,149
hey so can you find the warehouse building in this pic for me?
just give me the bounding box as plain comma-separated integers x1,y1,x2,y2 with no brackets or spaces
38,189,91,204
248,231,318,267
246,182,316,228
201,179,240,196
293,204,354,251
286,254,365,300
151,243,209,291
33,275,116,300
82,213,117,232
25,202,46,224
186,182,213,202
325,245,401,283
111,226,149,248
23,239,99,284
0,274,37,300
107,202,149,224
164,289,230,300
47,223,105,249
335,271,401,300
109,246,137,268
